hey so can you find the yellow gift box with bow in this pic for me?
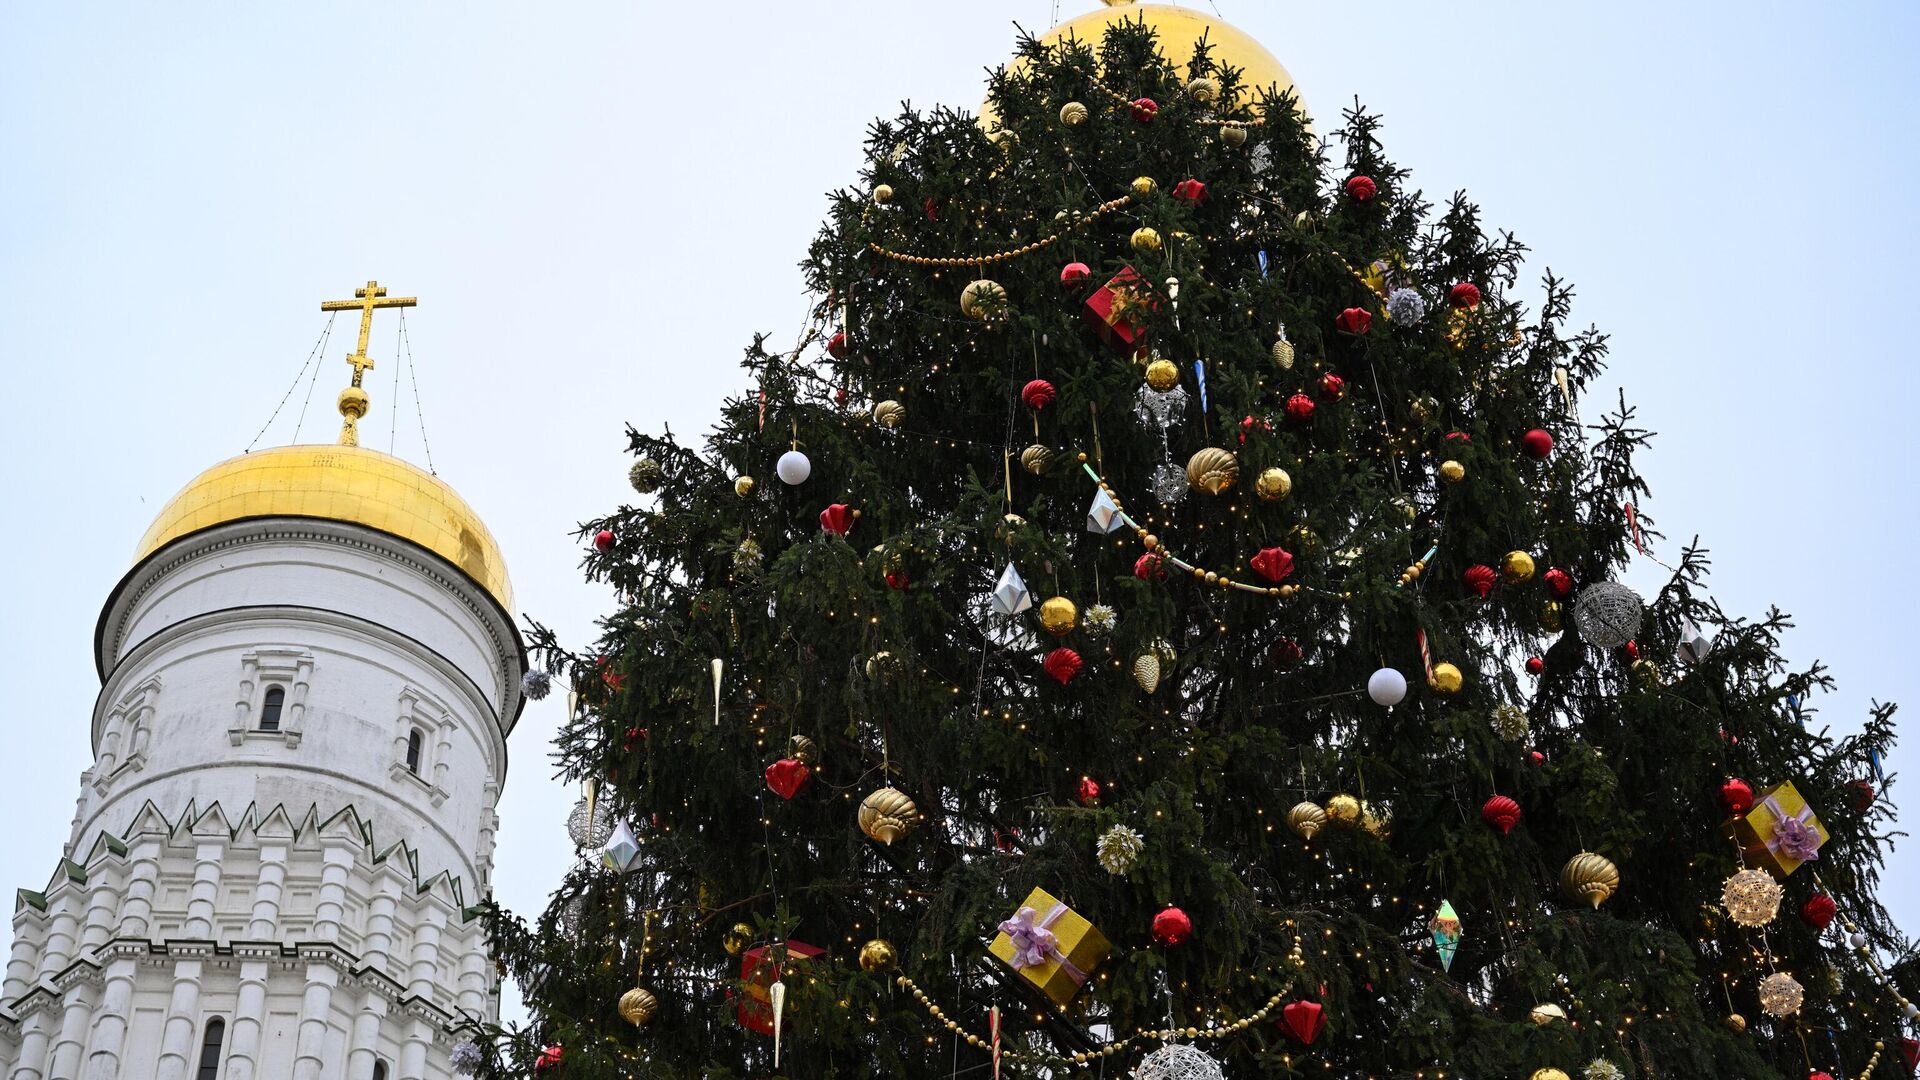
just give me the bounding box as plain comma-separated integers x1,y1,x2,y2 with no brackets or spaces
1726,780,1830,878
988,887,1111,1006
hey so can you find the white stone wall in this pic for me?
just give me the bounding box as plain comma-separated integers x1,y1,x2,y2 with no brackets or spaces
0,517,522,1079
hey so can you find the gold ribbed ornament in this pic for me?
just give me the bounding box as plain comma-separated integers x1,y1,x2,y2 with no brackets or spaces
1326,793,1362,827
858,787,921,844
1038,596,1078,637
1185,75,1220,104
1560,852,1620,908
1529,1003,1567,1025
787,734,819,766
960,279,1007,319
1255,467,1292,501
1059,100,1089,126
619,986,659,1026
1287,801,1327,840
858,938,899,972
873,400,906,429
1186,448,1239,495
1020,443,1056,475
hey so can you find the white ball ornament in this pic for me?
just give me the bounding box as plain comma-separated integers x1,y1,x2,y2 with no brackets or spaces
1367,667,1408,706
1133,1044,1224,1080
776,450,812,486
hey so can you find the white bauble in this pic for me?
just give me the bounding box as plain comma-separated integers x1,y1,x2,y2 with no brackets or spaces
776,450,812,485
1368,667,1408,706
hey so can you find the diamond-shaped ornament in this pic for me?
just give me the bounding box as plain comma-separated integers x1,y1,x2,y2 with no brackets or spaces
1430,899,1462,972
601,820,642,873
991,563,1033,616
1086,488,1126,535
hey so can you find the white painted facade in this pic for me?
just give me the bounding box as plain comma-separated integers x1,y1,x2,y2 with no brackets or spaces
0,515,524,1079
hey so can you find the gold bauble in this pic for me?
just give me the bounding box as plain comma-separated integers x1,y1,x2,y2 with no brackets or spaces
1631,658,1662,688
1502,550,1537,584
1287,801,1327,840
1145,358,1181,392
1020,443,1055,475
1038,596,1078,637
787,733,819,766
1529,1003,1567,1025
1438,459,1466,485
1359,801,1391,838
864,651,899,681
1131,175,1158,197
1130,226,1163,255
1427,662,1464,696
1288,525,1322,554
873,400,906,429
618,986,659,1026
978,4,1297,131
723,922,754,956
1392,497,1417,522
1325,793,1362,827
872,183,894,204
734,475,756,498
1254,467,1292,501
1530,1071,1571,1080
1270,337,1295,369
1185,75,1221,105
1560,851,1620,909
960,278,1007,320
858,787,921,844
1186,448,1240,495
1724,1012,1747,1033
1219,123,1248,147
1132,651,1163,694
1059,100,1089,126
1540,601,1564,633
858,938,899,973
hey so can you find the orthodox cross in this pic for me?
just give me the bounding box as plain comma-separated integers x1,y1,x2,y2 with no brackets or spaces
320,280,417,387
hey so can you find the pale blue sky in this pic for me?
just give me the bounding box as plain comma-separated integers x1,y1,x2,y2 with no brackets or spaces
3,0,1914,1018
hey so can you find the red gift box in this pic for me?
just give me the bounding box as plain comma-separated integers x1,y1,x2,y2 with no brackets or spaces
737,940,826,1035
1083,267,1156,353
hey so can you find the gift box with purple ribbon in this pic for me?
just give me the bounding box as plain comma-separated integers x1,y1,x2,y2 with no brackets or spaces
987,887,1111,1006
1726,780,1830,878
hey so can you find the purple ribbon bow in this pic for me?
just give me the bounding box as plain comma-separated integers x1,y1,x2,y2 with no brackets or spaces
1760,795,1822,863
998,903,1088,985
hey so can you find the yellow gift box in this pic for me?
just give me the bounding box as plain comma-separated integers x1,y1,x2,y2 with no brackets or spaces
988,887,1110,1006
1727,780,1829,878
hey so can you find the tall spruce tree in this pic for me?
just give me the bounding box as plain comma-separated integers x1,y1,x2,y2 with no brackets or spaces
477,13,1914,1079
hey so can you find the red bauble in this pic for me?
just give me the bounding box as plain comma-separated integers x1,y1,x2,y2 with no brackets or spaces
1250,546,1296,584
1462,564,1497,598
1151,906,1193,946
1542,567,1574,599
1623,639,1640,660
1077,776,1102,806
1271,637,1303,667
1449,282,1482,309
1800,892,1837,930
827,331,849,358
1520,428,1555,459
1134,552,1167,580
1022,378,1057,411
1172,178,1209,203
1060,261,1091,288
885,569,910,590
1335,307,1373,334
1720,777,1755,816
1851,779,1877,811
535,1044,565,1073
1481,794,1522,835
1344,175,1377,201
1285,393,1317,423
1528,750,1547,767
1280,999,1326,1044
765,758,812,800
1898,1037,1919,1073
819,503,856,536
1318,372,1347,401
1237,414,1272,444
1525,656,1545,675
1043,647,1083,685
593,529,615,552
1130,96,1159,122
1810,1073,1835,1080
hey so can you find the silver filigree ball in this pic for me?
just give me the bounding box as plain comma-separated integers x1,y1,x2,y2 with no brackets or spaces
1150,462,1189,505
566,797,613,848
1134,1044,1225,1080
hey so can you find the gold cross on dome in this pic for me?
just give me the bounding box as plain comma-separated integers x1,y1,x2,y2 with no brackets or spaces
320,279,417,387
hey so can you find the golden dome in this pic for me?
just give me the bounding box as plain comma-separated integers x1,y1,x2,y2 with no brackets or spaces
135,444,513,612
983,0,1300,130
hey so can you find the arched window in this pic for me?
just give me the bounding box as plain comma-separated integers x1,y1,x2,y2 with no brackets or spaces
196,1016,225,1079
405,729,423,775
372,1062,389,1080
259,687,285,732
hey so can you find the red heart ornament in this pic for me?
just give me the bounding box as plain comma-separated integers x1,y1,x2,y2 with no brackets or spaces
1250,546,1295,584
1043,647,1082,685
764,758,812,800
1335,307,1372,334
819,503,856,536
1481,794,1521,834
1280,1000,1325,1044
1172,178,1208,203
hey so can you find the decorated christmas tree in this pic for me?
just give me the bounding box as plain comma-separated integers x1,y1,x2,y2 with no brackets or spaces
476,7,1915,1078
